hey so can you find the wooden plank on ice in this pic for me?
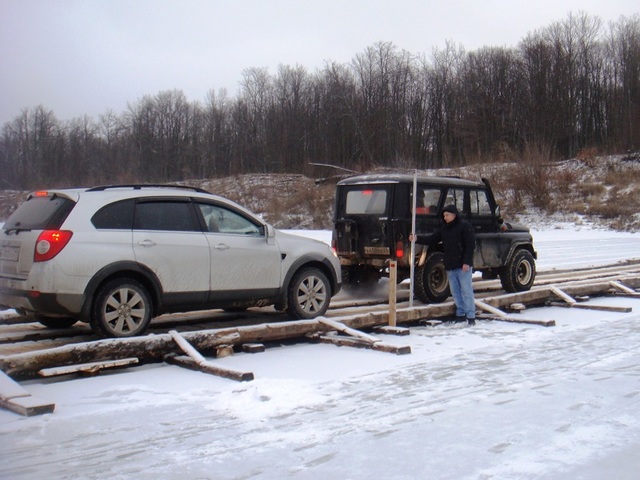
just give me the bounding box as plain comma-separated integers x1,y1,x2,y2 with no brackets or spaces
477,314,556,327
0,370,55,416
609,281,640,297
547,302,632,313
38,358,139,377
242,343,266,353
0,369,30,400
309,333,411,355
0,395,55,417
373,326,411,336
164,355,254,382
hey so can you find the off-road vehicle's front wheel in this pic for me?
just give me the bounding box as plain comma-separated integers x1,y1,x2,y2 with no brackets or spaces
415,251,451,303
500,249,536,293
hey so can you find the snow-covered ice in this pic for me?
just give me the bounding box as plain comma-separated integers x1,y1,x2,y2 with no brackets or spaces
1,225,640,479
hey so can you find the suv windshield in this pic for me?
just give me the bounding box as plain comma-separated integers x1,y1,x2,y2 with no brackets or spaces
345,189,388,215
3,195,75,231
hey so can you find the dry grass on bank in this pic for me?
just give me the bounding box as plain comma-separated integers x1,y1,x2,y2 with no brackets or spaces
0,153,639,232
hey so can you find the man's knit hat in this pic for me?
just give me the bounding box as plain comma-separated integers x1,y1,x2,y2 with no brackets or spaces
442,204,459,216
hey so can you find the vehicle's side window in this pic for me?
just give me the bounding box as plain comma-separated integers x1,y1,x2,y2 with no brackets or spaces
413,188,441,215
444,188,465,213
196,203,262,235
470,189,492,216
92,199,135,229
133,201,198,232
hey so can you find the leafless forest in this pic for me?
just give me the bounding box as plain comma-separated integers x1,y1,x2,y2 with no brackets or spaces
1,12,639,190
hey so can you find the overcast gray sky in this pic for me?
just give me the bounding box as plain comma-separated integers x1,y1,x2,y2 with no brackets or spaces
1,0,638,126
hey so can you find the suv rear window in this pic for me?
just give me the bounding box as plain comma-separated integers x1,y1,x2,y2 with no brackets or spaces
346,189,387,214
3,195,75,230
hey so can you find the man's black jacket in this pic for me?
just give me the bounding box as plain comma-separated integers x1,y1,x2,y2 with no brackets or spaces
414,215,476,270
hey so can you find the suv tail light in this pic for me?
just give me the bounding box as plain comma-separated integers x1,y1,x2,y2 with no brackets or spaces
34,230,73,262
395,240,404,259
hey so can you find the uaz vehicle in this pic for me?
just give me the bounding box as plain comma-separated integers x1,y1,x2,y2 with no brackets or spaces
0,185,341,337
332,174,536,302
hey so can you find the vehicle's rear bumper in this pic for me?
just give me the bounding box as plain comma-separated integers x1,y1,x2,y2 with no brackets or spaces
0,284,83,317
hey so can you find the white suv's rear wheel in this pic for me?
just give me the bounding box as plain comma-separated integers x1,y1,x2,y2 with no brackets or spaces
91,279,153,337
286,267,331,319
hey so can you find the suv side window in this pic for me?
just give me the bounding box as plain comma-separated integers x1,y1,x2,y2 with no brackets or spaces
134,200,199,232
413,188,441,215
470,189,492,216
444,188,465,212
92,199,134,229
196,203,262,235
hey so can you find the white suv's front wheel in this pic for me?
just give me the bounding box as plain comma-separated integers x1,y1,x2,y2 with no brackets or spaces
286,267,331,319
91,279,153,337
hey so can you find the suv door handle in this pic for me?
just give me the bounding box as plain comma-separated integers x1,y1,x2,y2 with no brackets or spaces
214,243,230,250
137,239,156,247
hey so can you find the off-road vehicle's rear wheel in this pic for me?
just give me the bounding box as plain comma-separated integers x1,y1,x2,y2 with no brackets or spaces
415,251,451,303
91,279,153,337
286,267,331,319
500,249,536,293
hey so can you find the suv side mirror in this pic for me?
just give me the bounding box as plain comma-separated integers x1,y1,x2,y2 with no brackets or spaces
265,224,276,244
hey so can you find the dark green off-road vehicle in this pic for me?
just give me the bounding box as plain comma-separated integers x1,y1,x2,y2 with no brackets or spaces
332,174,537,303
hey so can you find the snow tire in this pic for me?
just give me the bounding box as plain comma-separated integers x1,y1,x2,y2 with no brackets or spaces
286,267,331,319
500,249,536,293
91,278,153,338
415,251,450,303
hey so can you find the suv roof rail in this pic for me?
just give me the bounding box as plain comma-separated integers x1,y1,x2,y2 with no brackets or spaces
86,184,211,194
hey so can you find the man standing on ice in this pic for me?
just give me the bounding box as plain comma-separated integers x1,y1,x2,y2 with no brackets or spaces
410,204,477,325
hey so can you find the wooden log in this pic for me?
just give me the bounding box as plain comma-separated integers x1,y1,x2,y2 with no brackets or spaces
319,318,380,344
169,330,251,381
547,302,632,313
3,275,639,380
38,358,139,378
474,299,508,317
609,281,637,294
0,329,248,380
0,370,55,416
170,330,207,363
549,285,577,305
165,355,254,382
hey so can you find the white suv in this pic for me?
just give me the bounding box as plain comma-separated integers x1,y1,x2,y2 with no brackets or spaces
0,185,341,337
